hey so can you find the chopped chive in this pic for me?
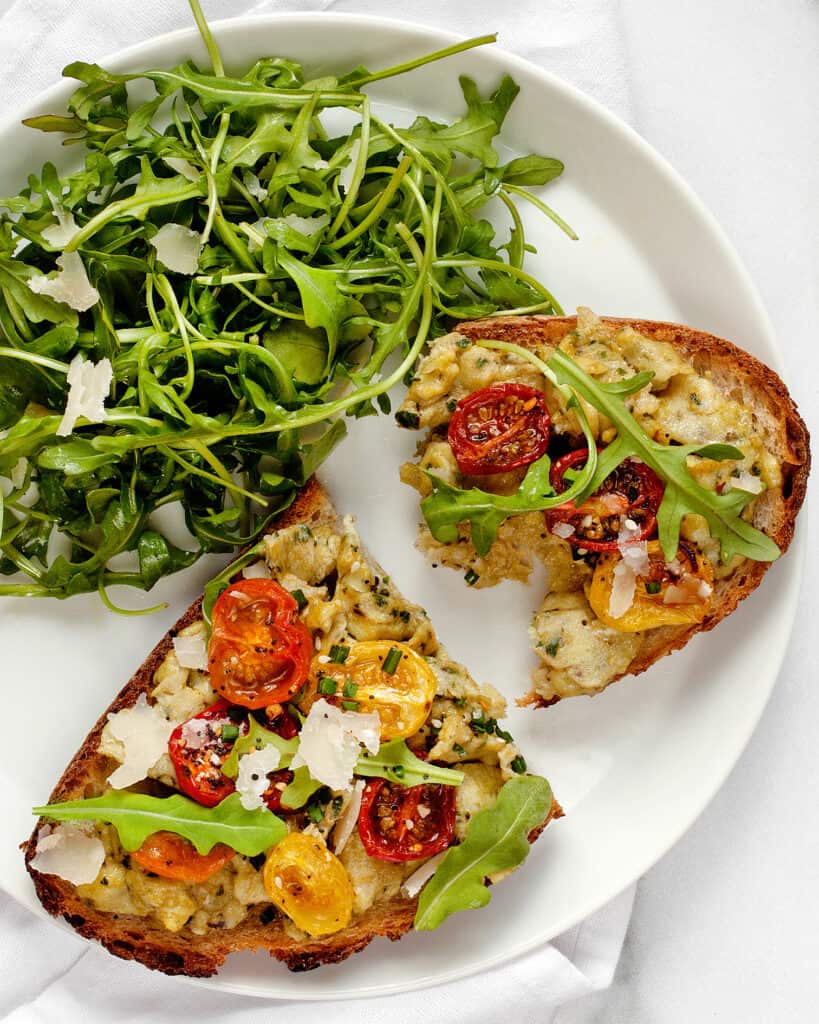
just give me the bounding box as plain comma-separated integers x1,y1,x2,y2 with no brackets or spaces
464,568,479,586
453,743,467,756
510,755,527,774
318,678,338,695
645,581,662,594
343,679,358,697
290,588,308,611
395,409,420,429
341,699,360,711
382,647,402,674
221,724,239,742
307,802,324,824
495,726,514,743
332,796,344,814
544,638,561,657
329,644,349,664
296,525,313,542
456,337,471,349
446,398,458,413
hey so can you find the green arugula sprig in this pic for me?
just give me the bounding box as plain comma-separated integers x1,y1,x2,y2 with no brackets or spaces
0,0,571,608
414,774,552,930
421,341,780,563
32,790,286,856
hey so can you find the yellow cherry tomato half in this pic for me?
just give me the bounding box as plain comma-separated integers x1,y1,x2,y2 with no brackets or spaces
262,833,353,937
588,540,714,632
303,640,437,740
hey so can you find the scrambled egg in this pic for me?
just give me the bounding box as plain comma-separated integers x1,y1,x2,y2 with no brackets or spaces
82,520,523,933
400,308,776,702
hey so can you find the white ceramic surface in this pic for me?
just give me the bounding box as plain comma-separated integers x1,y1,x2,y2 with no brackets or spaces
0,13,805,1000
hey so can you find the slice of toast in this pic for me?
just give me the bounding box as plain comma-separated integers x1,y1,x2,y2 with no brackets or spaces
398,312,810,706
24,478,561,977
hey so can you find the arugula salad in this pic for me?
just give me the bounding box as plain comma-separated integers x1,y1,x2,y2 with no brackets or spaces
0,0,571,609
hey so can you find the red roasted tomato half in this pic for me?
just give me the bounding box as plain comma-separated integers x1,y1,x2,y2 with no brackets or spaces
358,778,456,862
544,449,664,551
168,700,296,810
208,578,312,709
447,383,551,475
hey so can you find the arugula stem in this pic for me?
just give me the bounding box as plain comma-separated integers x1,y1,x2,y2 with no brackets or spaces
345,34,497,88
503,184,578,240
0,348,70,374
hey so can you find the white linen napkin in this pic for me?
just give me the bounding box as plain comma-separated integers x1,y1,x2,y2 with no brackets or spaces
0,1,635,1020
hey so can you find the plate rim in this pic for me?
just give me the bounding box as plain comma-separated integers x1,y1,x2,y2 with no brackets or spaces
0,10,804,1000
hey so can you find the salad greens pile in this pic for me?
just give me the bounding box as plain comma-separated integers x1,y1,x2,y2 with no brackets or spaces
421,340,781,564
0,0,570,609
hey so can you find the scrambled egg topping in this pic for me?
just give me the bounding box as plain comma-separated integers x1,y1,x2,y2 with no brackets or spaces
399,308,778,702
84,520,523,935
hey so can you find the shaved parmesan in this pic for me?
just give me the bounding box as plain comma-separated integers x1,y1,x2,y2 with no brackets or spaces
105,694,175,789
332,779,365,855
272,212,329,237
236,745,282,810
609,521,650,619
31,823,105,886
242,170,268,200
242,560,272,580
56,354,113,437
28,251,99,311
551,521,575,540
731,470,764,495
172,632,208,670
664,574,713,605
338,138,361,194
401,851,448,898
163,157,200,182
149,223,202,275
179,716,212,751
291,699,380,791
42,202,78,249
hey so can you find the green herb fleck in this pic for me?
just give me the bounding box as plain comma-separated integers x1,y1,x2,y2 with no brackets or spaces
329,644,349,664
382,647,402,674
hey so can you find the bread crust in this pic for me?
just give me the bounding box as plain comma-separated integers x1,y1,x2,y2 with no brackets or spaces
456,315,810,706
24,477,561,976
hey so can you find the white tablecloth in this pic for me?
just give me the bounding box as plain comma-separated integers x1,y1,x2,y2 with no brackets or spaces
0,1,816,1021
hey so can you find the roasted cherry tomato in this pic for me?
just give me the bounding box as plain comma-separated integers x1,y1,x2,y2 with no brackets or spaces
588,539,714,631
300,641,437,740
262,833,354,936
208,579,312,709
544,449,664,550
447,383,551,475
358,778,456,862
132,831,234,882
168,700,296,810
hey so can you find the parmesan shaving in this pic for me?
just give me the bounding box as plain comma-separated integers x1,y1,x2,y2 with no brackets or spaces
56,354,113,437
332,779,365,855
241,560,272,579
291,699,380,791
42,198,79,248
401,851,448,898
272,212,329,237
608,522,650,619
30,823,105,886
242,170,268,200
235,745,282,810
28,251,100,311
338,138,362,194
551,521,575,539
149,223,202,275
105,694,175,789
172,632,208,671
664,574,713,605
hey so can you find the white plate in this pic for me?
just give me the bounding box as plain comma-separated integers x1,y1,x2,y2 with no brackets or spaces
0,13,805,1001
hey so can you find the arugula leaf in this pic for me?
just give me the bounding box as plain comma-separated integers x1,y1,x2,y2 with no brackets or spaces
33,791,286,856
414,775,553,930
280,766,324,810
421,343,780,564
0,1,568,608
355,738,464,788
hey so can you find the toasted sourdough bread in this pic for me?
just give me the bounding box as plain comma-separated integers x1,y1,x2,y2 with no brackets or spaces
399,313,810,707
25,478,561,977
